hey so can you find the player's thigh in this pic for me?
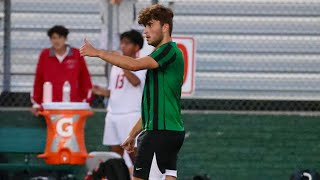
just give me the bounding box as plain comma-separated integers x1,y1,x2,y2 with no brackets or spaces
133,131,155,179
114,112,140,143
155,131,185,174
103,113,121,145
133,131,184,179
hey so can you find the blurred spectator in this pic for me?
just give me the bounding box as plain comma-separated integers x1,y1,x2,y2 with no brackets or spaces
31,25,93,116
92,29,145,174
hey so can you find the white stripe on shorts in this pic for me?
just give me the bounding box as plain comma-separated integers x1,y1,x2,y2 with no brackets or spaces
148,153,178,180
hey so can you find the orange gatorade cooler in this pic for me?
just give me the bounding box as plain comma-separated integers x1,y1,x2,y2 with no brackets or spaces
38,102,93,164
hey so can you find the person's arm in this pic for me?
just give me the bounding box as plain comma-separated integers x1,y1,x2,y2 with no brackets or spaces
123,69,140,87
80,38,159,71
92,85,111,97
79,55,93,103
128,117,142,138
121,118,142,153
31,52,45,116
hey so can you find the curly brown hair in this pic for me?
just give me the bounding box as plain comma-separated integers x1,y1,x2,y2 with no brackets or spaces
138,4,174,35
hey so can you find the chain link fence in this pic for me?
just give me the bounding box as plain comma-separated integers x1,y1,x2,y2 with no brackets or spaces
1,0,320,111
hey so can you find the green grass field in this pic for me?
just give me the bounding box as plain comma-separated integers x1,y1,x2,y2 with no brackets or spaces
1,110,320,179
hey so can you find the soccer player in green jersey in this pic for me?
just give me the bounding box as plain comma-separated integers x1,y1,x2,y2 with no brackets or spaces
80,4,184,180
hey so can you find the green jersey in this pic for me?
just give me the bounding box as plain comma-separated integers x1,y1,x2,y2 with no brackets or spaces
141,41,184,131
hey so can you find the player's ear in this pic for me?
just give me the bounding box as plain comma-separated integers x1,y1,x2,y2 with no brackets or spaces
134,44,140,52
162,23,169,34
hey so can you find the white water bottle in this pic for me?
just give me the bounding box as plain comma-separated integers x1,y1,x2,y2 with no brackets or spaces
62,81,71,102
43,81,52,103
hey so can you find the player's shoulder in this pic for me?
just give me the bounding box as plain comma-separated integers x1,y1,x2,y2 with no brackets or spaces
70,47,81,55
69,47,85,62
110,65,121,74
162,41,180,55
112,65,120,71
170,43,183,58
37,49,51,64
171,42,181,52
40,48,51,56
149,42,173,58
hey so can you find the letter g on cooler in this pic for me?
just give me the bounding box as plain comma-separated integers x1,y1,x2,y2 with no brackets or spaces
56,117,74,137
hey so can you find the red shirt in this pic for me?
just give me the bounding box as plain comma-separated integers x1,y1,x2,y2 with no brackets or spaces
32,46,93,104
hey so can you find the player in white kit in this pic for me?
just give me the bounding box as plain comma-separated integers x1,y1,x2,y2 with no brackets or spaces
92,30,145,171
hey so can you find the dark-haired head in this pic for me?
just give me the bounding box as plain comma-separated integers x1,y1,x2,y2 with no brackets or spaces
120,30,144,57
138,4,174,36
47,25,69,51
120,30,144,50
47,25,69,38
138,4,174,47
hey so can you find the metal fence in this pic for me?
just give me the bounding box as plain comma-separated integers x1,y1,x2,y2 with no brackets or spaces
7,0,104,91
0,0,5,92
1,0,320,109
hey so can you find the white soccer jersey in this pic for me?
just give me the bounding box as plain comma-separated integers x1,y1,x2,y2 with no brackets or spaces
107,65,146,114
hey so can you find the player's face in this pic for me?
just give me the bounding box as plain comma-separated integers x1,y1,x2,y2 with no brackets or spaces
144,20,163,47
120,38,139,57
50,33,67,51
